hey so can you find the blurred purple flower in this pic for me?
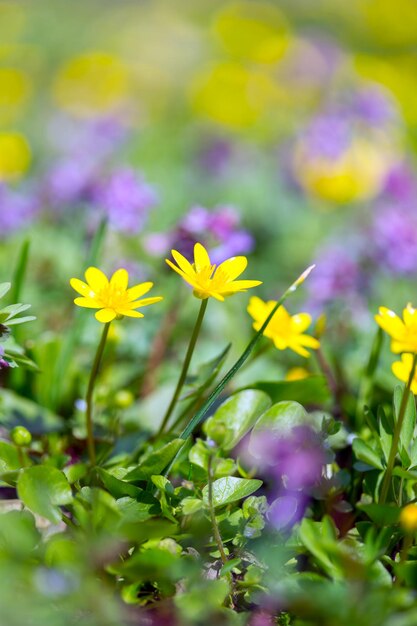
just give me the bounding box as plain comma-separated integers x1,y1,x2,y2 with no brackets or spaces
0,184,39,236
306,243,366,312
197,138,233,176
44,159,97,207
303,112,351,160
372,204,417,274
352,86,397,126
144,204,254,263
244,425,326,530
0,346,9,370
383,162,417,203
91,168,158,234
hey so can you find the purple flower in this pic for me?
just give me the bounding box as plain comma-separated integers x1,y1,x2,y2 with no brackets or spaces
0,346,9,370
244,425,326,530
44,159,97,207
197,137,233,176
0,184,39,237
352,86,397,126
91,168,158,234
372,204,417,274
144,204,254,262
383,162,417,203
303,112,351,160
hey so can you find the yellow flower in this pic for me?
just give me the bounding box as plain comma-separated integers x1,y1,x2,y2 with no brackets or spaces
166,243,261,301
375,304,417,353
392,353,417,393
70,267,162,323
247,297,320,357
0,132,30,180
285,367,310,381
400,503,417,532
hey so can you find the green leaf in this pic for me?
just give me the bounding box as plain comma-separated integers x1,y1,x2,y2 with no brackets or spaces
124,439,184,481
0,441,21,472
5,315,36,326
352,438,384,470
394,384,416,454
17,466,73,524
248,375,330,405
298,517,341,579
0,283,11,300
185,344,231,398
97,468,144,499
357,503,401,525
203,389,271,451
202,476,262,508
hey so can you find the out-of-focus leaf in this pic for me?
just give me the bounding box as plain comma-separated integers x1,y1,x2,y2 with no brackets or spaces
17,466,73,524
352,438,384,470
357,503,400,525
247,376,330,405
394,384,416,454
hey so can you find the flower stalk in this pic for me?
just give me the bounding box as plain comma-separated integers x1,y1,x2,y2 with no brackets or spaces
158,298,208,436
85,321,111,466
380,353,417,504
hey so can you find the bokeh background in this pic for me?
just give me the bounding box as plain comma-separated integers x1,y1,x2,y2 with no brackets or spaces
0,0,416,395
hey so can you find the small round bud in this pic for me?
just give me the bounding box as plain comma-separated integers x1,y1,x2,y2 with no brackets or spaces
400,504,417,532
114,389,134,409
11,426,32,447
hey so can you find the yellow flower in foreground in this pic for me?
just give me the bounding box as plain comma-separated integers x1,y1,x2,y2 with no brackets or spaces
375,303,417,353
70,267,163,323
400,503,417,532
166,243,262,301
247,297,320,357
392,354,417,393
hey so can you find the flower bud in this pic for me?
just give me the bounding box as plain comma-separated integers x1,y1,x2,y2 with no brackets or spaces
11,426,32,447
114,389,134,409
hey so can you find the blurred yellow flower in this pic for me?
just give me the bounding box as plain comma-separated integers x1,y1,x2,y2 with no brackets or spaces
190,61,279,128
213,1,289,63
0,67,30,122
166,242,261,301
400,503,417,532
0,131,30,180
70,267,163,323
285,367,310,381
375,304,417,353
53,51,129,118
248,297,319,357
392,354,417,393
293,138,391,204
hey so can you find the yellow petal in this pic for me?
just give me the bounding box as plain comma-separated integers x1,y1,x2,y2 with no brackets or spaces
126,282,153,301
291,313,312,334
110,268,128,291
95,308,116,323
220,279,262,293
297,334,320,349
194,243,211,271
288,342,311,358
116,309,144,318
171,250,194,276
392,360,409,384
217,256,247,281
85,267,109,291
74,297,101,309
403,303,417,328
375,307,404,339
131,296,163,308
70,278,93,297
166,259,198,288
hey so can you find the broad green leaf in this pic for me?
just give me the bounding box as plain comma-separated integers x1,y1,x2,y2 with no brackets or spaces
116,496,160,523
203,389,271,451
352,438,384,470
249,401,308,458
181,497,203,515
298,517,341,579
17,466,73,524
394,384,416,454
202,476,262,508
357,503,400,525
124,439,184,481
248,375,330,405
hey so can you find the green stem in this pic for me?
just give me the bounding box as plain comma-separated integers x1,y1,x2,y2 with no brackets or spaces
395,534,413,586
157,299,208,436
380,353,417,504
207,455,228,565
85,322,111,466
